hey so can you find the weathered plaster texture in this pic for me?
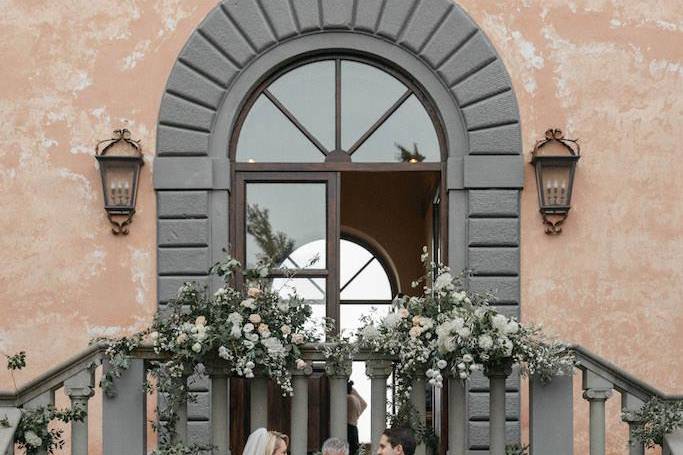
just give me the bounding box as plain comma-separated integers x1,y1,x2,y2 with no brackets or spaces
0,1,681,454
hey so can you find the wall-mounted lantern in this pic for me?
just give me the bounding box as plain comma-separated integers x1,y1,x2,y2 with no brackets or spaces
530,128,580,235
95,129,144,235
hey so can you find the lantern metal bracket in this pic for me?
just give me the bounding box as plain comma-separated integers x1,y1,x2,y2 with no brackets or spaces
107,211,135,235
541,212,567,235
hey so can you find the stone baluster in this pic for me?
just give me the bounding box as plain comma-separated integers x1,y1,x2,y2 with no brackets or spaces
24,390,55,455
175,396,188,442
582,370,613,455
64,368,96,455
410,369,427,455
291,363,313,455
250,375,269,431
208,368,230,455
486,364,512,455
447,375,467,455
366,359,393,454
529,374,573,455
621,393,646,455
326,360,352,440
103,357,147,454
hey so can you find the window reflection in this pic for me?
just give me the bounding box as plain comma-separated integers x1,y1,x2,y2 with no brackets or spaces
352,95,440,162
246,183,326,268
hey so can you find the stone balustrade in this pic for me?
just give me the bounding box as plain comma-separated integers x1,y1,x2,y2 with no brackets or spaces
0,343,681,455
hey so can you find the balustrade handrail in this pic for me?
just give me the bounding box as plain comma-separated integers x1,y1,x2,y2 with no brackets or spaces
569,344,683,402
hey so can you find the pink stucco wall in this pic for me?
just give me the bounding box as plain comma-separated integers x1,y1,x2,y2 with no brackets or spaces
0,1,681,454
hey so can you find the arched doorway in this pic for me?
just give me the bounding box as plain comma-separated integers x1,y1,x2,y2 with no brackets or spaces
155,1,523,452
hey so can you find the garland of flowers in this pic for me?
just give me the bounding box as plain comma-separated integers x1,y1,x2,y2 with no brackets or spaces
356,248,575,412
622,397,683,448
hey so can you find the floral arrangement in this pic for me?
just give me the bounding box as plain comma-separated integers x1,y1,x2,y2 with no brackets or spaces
94,256,315,450
356,248,574,407
622,397,683,447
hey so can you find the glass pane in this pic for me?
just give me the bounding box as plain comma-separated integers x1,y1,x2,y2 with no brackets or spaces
281,239,326,270
236,95,325,162
341,259,392,300
269,61,335,152
102,163,136,208
339,304,391,338
352,94,440,162
272,278,326,340
339,239,373,289
246,183,326,268
341,61,406,150
540,165,572,206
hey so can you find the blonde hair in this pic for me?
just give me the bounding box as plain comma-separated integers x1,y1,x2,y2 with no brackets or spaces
264,430,289,455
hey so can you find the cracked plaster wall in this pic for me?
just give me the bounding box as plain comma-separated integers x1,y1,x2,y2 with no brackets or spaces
0,1,681,454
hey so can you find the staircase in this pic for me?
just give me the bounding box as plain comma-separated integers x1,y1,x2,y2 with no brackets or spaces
0,343,681,455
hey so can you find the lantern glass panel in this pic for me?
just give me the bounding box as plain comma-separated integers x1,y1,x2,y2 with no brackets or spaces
539,164,572,207
101,161,137,209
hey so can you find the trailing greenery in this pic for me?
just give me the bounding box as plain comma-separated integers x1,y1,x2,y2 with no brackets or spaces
505,443,529,455
623,397,683,448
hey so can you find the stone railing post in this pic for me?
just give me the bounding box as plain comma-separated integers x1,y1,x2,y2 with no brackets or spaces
447,375,467,455
102,357,147,454
64,368,96,455
24,390,55,455
410,369,427,455
582,370,613,455
485,363,512,455
621,393,645,455
250,375,269,431
366,359,393,454
206,366,230,455
529,374,573,455
291,363,313,455
326,360,352,440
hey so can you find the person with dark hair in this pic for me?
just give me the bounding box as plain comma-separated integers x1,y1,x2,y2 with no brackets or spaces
347,380,367,455
376,427,416,455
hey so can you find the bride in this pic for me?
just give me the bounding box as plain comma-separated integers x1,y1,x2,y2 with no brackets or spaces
243,428,289,455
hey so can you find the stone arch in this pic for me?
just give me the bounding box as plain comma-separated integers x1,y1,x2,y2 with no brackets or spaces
154,0,522,449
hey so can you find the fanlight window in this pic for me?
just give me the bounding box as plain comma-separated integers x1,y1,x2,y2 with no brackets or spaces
236,58,440,163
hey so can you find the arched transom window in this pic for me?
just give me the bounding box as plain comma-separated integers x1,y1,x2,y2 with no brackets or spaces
235,58,441,163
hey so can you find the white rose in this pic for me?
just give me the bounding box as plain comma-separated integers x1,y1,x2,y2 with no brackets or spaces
244,340,255,349
230,326,242,339
505,321,519,335
277,301,290,312
191,342,202,353
243,323,255,333
457,362,466,371
437,360,447,369
296,359,307,370
214,287,227,298
478,334,493,350
149,331,159,340
241,298,256,309
463,354,473,363
228,312,243,324
248,333,259,342
426,369,435,378
491,314,509,332
281,325,291,335
360,325,379,339
456,326,471,338
218,345,230,360
24,430,42,448
245,361,255,369
249,314,262,324
433,272,454,291
459,371,468,379
244,368,254,378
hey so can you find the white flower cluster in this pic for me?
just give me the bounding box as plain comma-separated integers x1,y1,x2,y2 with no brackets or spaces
24,430,42,448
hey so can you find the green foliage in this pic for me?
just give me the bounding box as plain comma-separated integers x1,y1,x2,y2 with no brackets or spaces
6,351,26,371
623,398,683,447
14,404,87,454
505,443,529,455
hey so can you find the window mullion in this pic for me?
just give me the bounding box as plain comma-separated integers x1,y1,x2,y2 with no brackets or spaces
335,58,341,153
326,172,340,336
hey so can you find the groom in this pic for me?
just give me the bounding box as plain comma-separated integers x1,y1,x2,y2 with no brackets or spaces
376,428,416,455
